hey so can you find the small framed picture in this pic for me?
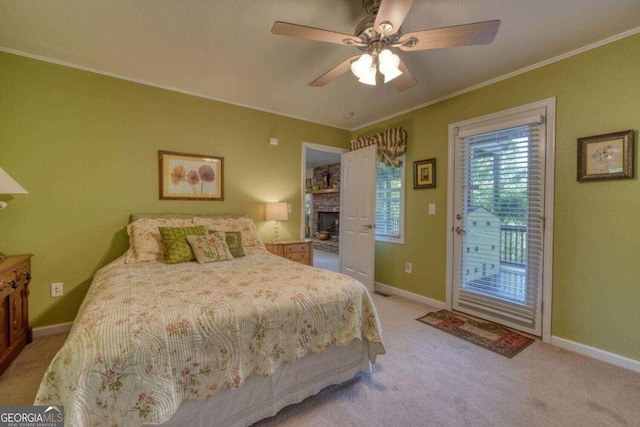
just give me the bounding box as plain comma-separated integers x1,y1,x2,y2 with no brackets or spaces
159,151,224,200
414,158,436,189
577,130,634,182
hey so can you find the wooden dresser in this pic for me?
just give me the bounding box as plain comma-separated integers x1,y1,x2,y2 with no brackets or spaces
0,254,32,375
265,240,313,266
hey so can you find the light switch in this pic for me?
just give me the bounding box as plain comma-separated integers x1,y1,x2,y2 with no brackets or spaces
428,203,436,215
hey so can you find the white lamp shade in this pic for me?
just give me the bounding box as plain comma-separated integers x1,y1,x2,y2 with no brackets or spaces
350,54,373,79
265,202,288,221
379,49,401,77
383,67,403,83
0,167,27,194
359,65,377,85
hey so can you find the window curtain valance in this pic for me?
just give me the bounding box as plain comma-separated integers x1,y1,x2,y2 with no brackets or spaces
350,127,407,167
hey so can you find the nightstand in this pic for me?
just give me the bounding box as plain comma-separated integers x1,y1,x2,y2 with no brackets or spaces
0,254,33,375
265,240,313,266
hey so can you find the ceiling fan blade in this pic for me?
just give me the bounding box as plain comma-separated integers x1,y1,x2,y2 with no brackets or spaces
374,0,415,36
392,58,416,92
398,20,501,51
309,55,361,87
272,21,360,46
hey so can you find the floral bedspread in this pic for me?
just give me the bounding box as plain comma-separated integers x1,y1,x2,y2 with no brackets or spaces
35,249,385,426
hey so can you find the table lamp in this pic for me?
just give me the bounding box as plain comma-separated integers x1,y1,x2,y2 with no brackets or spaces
265,202,288,243
0,167,28,260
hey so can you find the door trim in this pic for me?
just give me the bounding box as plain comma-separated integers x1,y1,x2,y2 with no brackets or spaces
300,142,349,240
445,98,556,343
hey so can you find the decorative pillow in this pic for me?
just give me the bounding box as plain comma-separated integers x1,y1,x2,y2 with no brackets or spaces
193,216,266,250
158,226,206,264
211,230,245,258
125,218,194,263
186,232,234,264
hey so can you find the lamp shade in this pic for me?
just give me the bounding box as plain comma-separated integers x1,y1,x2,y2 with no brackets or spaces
265,202,288,221
359,65,377,86
0,167,27,194
350,54,373,79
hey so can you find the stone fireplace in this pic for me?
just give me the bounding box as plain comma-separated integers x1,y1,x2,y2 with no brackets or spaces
317,212,339,235
308,163,340,253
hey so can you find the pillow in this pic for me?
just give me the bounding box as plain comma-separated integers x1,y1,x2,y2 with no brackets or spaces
186,232,234,264
211,230,245,258
159,226,206,264
193,216,266,250
125,218,194,263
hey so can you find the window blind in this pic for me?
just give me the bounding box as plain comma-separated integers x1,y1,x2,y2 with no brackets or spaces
375,161,403,242
456,120,544,330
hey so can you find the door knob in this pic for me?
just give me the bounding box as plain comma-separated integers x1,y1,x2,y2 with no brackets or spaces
454,226,466,235
456,213,463,220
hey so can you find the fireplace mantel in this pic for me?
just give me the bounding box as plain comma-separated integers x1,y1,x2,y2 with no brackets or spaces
306,188,339,195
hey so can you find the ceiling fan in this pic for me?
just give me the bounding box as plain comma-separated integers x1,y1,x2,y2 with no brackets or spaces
271,0,500,92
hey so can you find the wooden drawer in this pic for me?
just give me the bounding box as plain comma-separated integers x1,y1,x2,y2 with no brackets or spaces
0,260,30,300
284,244,308,255
0,270,14,300
286,252,308,264
265,241,313,266
0,254,33,375
265,244,283,257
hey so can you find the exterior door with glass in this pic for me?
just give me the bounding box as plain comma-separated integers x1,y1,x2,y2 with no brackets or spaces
450,101,554,337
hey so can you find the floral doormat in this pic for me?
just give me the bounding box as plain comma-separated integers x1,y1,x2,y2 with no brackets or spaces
416,310,534,358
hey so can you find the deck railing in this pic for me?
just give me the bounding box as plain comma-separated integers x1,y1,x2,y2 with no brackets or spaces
500,224,526,267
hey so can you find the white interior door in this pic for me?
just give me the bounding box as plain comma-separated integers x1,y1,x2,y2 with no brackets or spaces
449,101,555,337
339,144,377,293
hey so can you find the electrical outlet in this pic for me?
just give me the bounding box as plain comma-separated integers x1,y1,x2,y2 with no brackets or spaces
51,282,63,297
428,203,436,215
405,262,412,274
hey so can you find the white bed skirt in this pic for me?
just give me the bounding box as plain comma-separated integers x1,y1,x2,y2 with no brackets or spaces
156,338,371,427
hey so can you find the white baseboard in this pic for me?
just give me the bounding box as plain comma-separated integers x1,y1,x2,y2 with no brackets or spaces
373,282,639,373
551,336,640,373
374,282,447,310
32,322,73,339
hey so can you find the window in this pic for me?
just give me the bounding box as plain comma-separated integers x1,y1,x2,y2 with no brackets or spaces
375,156,404,243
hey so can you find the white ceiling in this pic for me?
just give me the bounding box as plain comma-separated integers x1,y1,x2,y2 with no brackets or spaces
306,148,342,169
1,1,639,130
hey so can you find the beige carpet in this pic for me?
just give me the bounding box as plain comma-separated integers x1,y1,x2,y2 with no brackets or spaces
2,295,639,426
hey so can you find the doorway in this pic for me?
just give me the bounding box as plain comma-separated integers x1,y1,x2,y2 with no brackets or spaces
301,142,347,273
447,99,555,341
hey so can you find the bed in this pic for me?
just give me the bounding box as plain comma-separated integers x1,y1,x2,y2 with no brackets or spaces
34,215,385,426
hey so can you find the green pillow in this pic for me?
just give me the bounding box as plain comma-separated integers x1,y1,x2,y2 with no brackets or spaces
159,226,206,264
210,230,245,258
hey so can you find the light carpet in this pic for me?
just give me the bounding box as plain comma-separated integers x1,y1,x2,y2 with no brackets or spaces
1,295,638,426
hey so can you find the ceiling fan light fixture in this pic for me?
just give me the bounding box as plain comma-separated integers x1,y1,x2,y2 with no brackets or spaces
383,67,403,83
351,54,373,79
359,65,377,85
378,49,400,74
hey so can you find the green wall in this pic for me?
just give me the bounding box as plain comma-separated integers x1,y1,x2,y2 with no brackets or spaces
0,52,349,327
2,32,639,362
356,33,640,361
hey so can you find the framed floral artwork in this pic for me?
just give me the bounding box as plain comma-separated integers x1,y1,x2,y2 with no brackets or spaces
577,130,634,182
414,158,436,189
159,151,224,200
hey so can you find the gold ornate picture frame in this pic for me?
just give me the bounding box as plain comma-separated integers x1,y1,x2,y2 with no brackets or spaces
159,151,224,200
577,130,634,182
